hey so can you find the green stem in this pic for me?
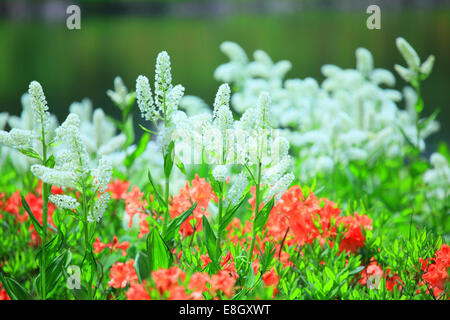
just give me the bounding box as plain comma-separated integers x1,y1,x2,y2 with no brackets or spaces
162,176,170,234
216,183,224,258
248,161,262,262
40,117,48,300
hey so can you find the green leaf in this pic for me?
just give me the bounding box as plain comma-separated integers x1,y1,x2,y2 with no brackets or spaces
418,109,439,131
45,155,55,168
139,124,157,135
35,250,70,299
21,195,43,238
135,252,151,282
146,229,172,272
349,266,365,276
202,215,221,265
221,193,248,230
163,141,175,178
123,115,135,147
125,133,150,168
174,155,187,175
147,169,167,207
254,197,275,232
162,202,197,243
18,148,42,161
243,262,255,289
0,273,32,300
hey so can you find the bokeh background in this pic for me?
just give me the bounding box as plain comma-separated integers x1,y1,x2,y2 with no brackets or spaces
0,0,449,151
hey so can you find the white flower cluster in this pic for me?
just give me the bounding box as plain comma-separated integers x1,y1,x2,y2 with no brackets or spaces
0,83,59,172
213,39,440,180
28,81,50,131
31,113,113,222
107,76,135,110
423,153,450,201
88,193,111,223
224,172,248,207
136,51,186,154
394,37,435,83
174,84,293,200
68,98,128,170
49,194,80,210
212,164,229,182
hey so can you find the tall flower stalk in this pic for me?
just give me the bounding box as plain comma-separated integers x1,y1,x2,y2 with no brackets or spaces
0,81,54,299
136,51,185,234
28,81,51,299
32,113,112,300
211,84,233,256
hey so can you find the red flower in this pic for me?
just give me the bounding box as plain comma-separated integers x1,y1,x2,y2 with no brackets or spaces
210,271,236,298
200,251,239,279
108,259,138,288
152,266,186,295
188,272,210,295
358,259,383,288
93,235,129,256
262,268,279,287
422,244,450,298
170,174,218,237
124,186,149,238
4,191,22,221
106,179,130,200
0,283,10,300
126,281,151,300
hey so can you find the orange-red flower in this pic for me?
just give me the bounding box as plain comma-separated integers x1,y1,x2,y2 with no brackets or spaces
422,244,450,298
93,235,129,256
124,186,150,238
106,179,130,200
169,174,218,237
108,259,138,289
210,270,236,298
152,266,186,295
0,283,10,300
126,281,151,300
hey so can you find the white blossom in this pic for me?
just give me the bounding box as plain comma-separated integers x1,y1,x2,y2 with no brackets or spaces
28,81,49,130
225,172,248,207
0,128,35,150
396,37,421,70
107,76,133,109
213,165,228,182
136,75,157,122
154,51,173,112
31,164,78,188
88,193,110,223
49,194,80,210
265,172,294,202
91,156,113,193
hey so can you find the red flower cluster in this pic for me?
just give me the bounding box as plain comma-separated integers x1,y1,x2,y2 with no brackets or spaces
125,265,237,300
124,186,150,238
169,175,218,237
106,179,130,200
200,251,239,279
421,244,450,298
358,258,402,291
93,235,130,256
2,184,63,246
265,186,372,253
108,259,138,289
0,283,10,300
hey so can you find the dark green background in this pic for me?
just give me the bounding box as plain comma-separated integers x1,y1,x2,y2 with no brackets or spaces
0,4,448,150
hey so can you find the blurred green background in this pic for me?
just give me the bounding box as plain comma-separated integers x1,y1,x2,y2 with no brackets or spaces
0,0,449,150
